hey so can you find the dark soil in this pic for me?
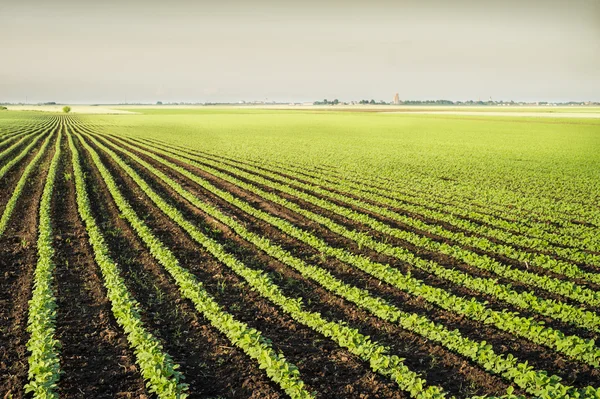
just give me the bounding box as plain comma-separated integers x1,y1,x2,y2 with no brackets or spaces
0,126,57,399
53,132,148,398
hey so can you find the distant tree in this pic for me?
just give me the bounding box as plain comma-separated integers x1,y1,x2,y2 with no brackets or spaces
369,99,376,104
332,99,339,105
62,106,71,113
156,101,163,105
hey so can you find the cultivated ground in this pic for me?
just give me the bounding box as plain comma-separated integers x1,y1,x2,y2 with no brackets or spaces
0,108,599,399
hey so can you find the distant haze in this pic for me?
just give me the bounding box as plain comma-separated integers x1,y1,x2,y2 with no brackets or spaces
1,0,599,104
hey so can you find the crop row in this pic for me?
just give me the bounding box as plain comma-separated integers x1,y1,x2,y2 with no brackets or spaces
145,138,600,274
81,131,600,398
100,132,600,364
0,119,57,167
0,119,58,179
76,129,452,399
255,155,600,263
144,141,600,293
0,127,58,236
67,127,188,398
24,127,63,398
69,124,314,397
0,118,55,142
110,135,600,339
273,142,600,233
229,152,599,251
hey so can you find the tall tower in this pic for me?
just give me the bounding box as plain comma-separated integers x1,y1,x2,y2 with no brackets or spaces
393,93,400,105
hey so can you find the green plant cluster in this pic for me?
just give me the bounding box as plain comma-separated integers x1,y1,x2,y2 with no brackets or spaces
136,134,600,255
74,131,314,399
0,128,56,236
237,151,599,264
67,130,188,399
189,144,600,278
0,124,55,180
24,128,62,399
81,132,448,399
159,141,600,306
95,132,600,397
166,148,600,326
119,137,600,368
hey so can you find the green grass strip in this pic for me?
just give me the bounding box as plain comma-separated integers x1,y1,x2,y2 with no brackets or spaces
23,127,62,399
67,130,188,399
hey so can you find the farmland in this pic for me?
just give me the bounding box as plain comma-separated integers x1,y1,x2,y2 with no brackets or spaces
0,108,599,399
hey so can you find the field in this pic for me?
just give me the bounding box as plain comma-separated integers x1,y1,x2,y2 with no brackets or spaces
0,108,599,399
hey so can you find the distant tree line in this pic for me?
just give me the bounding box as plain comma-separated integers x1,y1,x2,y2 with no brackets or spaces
358,99,388,105
314,99,340,105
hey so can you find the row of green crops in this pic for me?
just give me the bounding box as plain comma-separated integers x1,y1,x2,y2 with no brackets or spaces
155,140,599,266
67,128,188,399
82,130,599,398
100,132,600,367
0,119,57,178
194,146,599,252
125,138,600,312
24,126,63,398
70,125,314,398
1,110,596,399
0,120,60,236
77,129,451,399
95,109,599,228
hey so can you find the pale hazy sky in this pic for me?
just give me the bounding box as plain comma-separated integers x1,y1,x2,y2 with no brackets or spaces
1,0,599,103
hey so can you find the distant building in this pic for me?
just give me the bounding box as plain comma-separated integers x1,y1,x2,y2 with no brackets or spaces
393,93,400,105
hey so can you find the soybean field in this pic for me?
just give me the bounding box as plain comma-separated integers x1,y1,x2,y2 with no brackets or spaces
1,108,599,399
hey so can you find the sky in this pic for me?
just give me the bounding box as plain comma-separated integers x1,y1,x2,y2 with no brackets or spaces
1,0,599,104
